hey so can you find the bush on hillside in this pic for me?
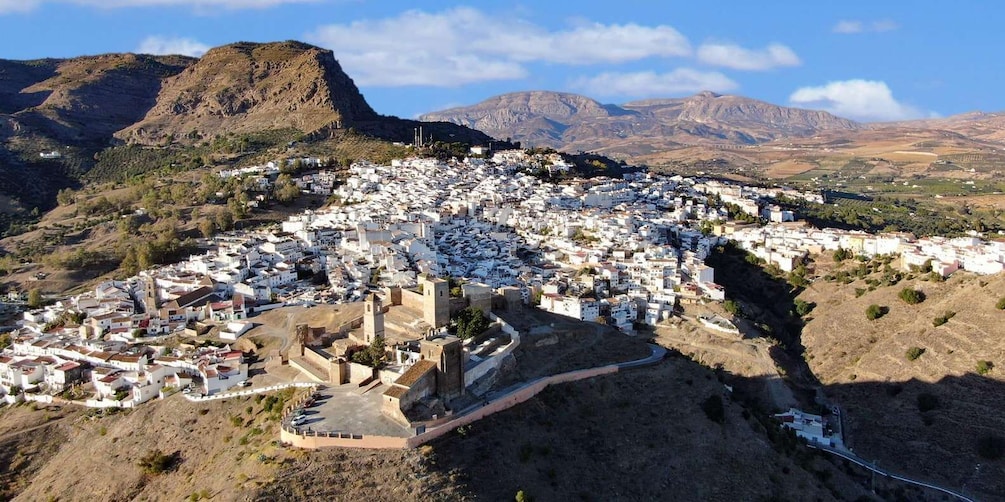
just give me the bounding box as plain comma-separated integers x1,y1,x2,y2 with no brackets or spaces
865,304,886,321
976,360,995,375
996,297,1005,310
898,288,925,305
137,449,179,475
701,394,725,424
906,347,925,361
932,311,955,327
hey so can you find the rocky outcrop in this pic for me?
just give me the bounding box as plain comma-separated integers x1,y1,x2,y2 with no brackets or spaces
117,41,377,143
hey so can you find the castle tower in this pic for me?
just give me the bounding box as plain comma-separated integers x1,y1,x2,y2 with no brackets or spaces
295,323,309,357
420,336,464,400
363,293,384,344
421,276,449,329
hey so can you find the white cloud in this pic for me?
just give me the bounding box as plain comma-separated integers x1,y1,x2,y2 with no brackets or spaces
0,0,40,14
0,0,320,14
696,42,800,71
137,36,209,57
789,79,924,122
307,7,692,87
833,19,899,34
573,69,738,99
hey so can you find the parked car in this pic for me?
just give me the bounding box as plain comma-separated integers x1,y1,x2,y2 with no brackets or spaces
236,380,251,387
291,416,308,426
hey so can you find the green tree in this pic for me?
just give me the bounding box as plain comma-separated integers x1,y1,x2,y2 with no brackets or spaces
198,218,217,239
832,248,850,262
351,336,386,368
27,288,43,308
453,307,489,340
722,300,741,316
215,208,235,231
996,297,1005,310
793,299,814,317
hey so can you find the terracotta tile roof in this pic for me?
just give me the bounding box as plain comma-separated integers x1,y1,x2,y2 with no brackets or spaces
393,359,437,388
382,384,409,399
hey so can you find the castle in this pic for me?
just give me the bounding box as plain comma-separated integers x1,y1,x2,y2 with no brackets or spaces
288,276,466,424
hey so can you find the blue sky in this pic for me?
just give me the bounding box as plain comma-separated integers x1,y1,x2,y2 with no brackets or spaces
0,0,999,122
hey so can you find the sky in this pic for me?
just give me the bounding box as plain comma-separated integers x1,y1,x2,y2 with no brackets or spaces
0,0,1000,122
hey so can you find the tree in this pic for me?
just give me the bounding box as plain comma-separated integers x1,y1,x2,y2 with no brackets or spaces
832,248,850,262
898,287,924,305
996,297,1005,310
350,336,386,368
26,288,43,308
865,304,885,321
120,246,139,276
905,346,925,361
793,299,814,317
198,218,217,239
722,300,741,316
215,208,235,232
453,307,489,340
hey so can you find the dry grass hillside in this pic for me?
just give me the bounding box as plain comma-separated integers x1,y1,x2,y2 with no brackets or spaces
798,266,1005,500
0,336,969,501
259,354,931,501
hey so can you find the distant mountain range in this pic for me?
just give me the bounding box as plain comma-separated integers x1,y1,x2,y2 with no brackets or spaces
420,90,1005,158
420,90,862,155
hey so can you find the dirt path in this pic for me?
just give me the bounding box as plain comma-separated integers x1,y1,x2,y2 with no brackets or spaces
656,322,797,410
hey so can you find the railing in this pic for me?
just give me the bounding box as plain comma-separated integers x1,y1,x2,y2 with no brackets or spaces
807,443,976,502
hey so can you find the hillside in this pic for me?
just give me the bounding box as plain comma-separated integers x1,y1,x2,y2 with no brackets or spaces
420,90,861,154
117,41,377,144
0,352,922,501
0,41,499,234
797,268,1005,499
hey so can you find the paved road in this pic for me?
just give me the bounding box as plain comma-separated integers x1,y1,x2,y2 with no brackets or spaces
807,443,976,502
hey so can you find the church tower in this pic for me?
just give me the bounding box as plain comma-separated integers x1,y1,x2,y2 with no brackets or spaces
363,293,384,344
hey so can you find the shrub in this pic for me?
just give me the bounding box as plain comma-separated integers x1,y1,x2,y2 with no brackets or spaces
977,434,1005,460
917,392,940,413
906,347,925,361
793,299,815,317
833,248,850,262
723,300,741,316
898,288,925,305
137,449,178,475
932,311,955,327
865,304,886,321
976,360,995,375
997,297,1005,310
701,394,725,424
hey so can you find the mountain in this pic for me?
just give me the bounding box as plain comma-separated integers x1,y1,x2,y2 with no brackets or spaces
0,41,496,226
421,90,861,156
117,41,377,143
